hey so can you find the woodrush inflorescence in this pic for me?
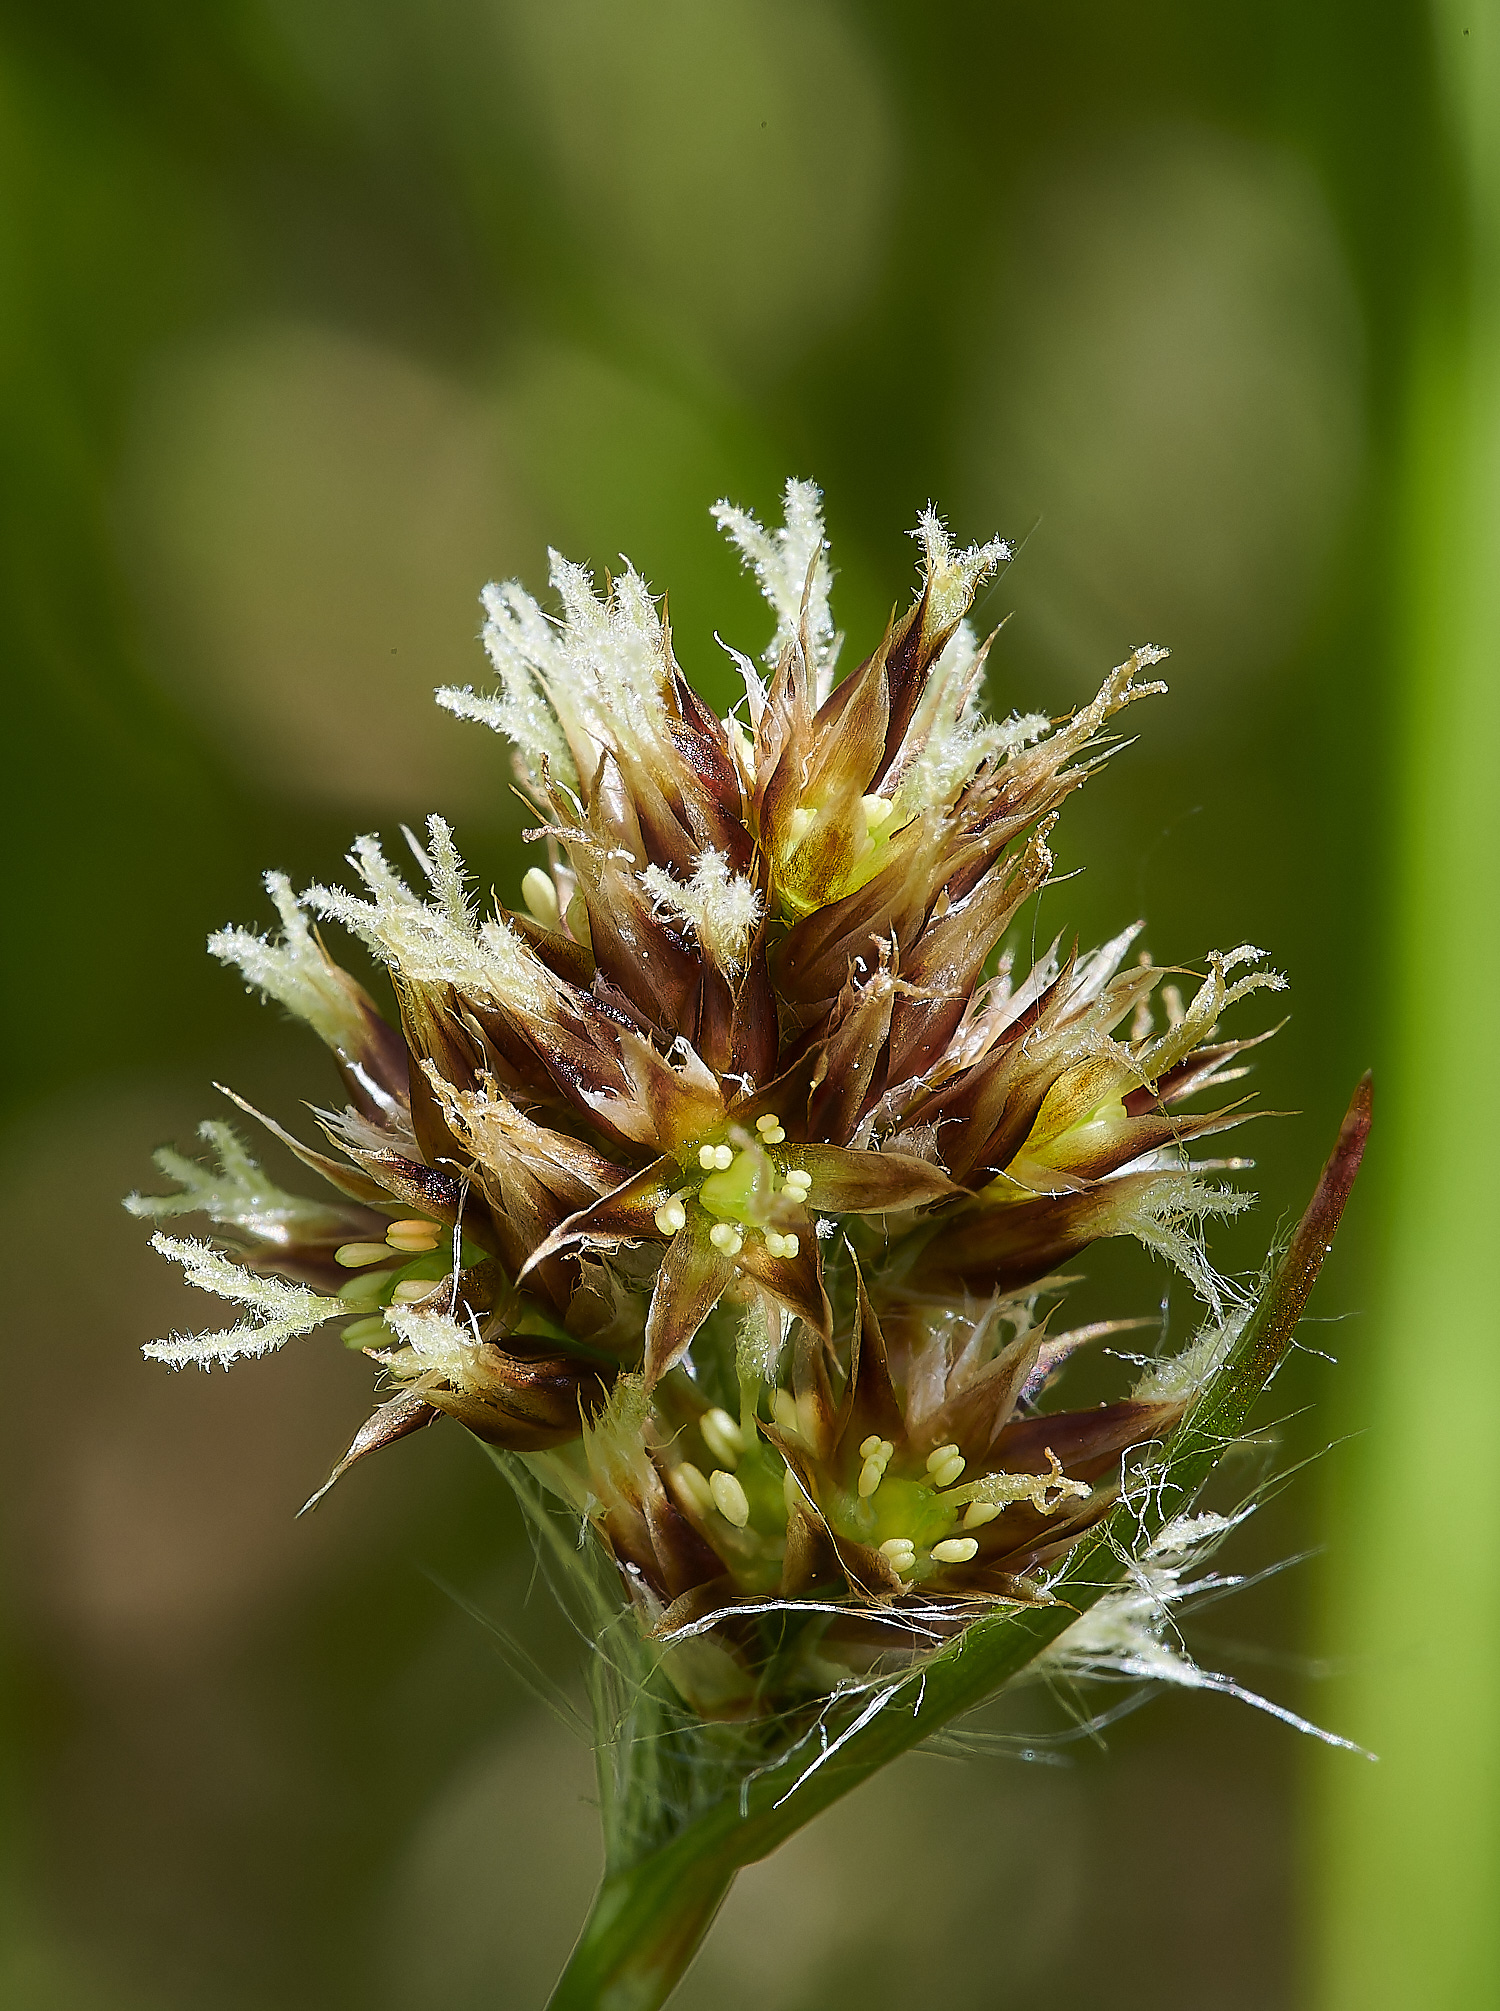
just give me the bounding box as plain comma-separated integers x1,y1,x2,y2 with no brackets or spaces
132,482,1291,1715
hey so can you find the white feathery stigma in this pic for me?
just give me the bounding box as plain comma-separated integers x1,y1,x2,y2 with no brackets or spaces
304,817,553,1017
641,848,763,971
712,478,841,697
209,871,370,1054
143,1235,346,1369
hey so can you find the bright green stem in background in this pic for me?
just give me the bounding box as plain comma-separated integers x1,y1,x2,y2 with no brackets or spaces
1316,8,1500,2007
549,1082,1371,2011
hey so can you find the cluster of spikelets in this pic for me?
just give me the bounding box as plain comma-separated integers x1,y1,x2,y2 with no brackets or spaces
131,481,1285,1713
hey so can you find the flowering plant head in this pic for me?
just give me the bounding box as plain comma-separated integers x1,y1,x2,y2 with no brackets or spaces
130,481,1368,2002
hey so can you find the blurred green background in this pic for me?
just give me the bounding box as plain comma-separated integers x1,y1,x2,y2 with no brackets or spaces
3,2,1495,2006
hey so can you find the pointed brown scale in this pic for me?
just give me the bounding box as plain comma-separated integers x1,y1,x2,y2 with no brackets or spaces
1122,1025,1281,1115
772,644,892,915
666,671,749,863
422,1341,613,1449
882,622,999,803
401,1259,514,1336
834,1264,907,1466
780,1496,844,1598
963,1008,1120,1180
831,1533,907,1601
772,809,955,1012
886,827,1053,1087
214,1084,396,1208
790,1322,838,1460
299,1390,440,1514
406,1035,478,1175
1036,1101,1261,1187
447,991,572,1107
496,1001,646,1149
331,996,416,1127
919,1325,1044,1460
735,1232,832,1342
610,734,710,878
992,1398,1186,1483
577,855,703,1039
391,972,484,1099
423,1064,625,1207
805,604,897,742
895,956,1081,1179
642,1218,739,1385
456,1173,582,1315
321,1132,485,1244
909,1168,1186,1299
590,1021,726,1153
641,1457,730,1598
727,944,779,1087
497,906,597,989
755,632,816,826
986,1478,1126,1570
866,532,1012,793
773,1144,958,1216
723,1040,829,1141
1006,1052,1136,1166
521,1157,680,1275
973,649,1167,842
865,600,932,788
692,964,737,1078
647,1579,731,1641
808,965,898,1144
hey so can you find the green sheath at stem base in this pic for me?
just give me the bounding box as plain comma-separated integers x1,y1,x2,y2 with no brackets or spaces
546,1076,1372,2011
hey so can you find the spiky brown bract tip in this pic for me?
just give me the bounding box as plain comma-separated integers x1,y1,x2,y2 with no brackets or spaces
135,479,1291,1715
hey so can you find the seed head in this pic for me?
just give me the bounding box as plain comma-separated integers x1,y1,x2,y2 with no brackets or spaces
132,479,1287,1712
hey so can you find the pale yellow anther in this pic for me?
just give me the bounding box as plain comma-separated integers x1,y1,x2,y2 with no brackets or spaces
653,1198,687,1236
668,1462,713,1517
764,1231,787,1259
931,1537,979,1565
520,866,561,928
858,1454,886,1498
386,1219,441,1252
879,1537,916,1571
698,1144,719,1171
336,1242,393,1268
861,794,893,830
780,1233,800,1258
709,1469,751,1528
340,1315,388,1347
926,1443,962,1473
760,1124,786,1144
708,1222,743,1256
930,1453,967,1490
963,1501,1002,1529
879,1440,895,1460
772,1389,800,1437
755,1112,780,1135
390,1279,435,1304
859,1434,884,1459
700,1407,743,1468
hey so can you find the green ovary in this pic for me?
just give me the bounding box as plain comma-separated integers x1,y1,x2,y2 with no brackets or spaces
825,1475,960,1554
698,1149,775,1225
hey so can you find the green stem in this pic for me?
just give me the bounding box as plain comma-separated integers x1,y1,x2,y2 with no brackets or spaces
546,1854,738,2011
548,1079,1371,2011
